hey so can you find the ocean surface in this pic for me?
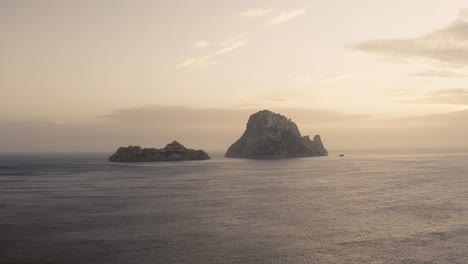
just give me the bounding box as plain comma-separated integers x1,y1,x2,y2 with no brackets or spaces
1,150,468,264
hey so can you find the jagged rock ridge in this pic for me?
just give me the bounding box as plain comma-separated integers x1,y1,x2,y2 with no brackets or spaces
225,110,328,158
109,141,210,162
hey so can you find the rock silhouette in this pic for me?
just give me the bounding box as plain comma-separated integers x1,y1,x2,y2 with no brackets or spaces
226,110,328,158
109,141,210,162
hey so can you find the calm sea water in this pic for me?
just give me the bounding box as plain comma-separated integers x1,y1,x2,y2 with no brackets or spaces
1,150,468,264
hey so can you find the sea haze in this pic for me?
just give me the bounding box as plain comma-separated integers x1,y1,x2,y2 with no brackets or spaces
1,150,468,264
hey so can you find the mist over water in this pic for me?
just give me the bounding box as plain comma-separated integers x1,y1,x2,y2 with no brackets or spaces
1,150,468,263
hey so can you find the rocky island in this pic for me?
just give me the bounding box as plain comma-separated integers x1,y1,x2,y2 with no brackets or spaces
109,141,210,162
226,110,328,159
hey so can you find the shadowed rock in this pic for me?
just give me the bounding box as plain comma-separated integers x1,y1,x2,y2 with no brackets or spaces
109,141,210,162
225,110,328,159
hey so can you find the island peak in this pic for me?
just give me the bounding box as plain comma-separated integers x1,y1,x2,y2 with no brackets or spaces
225,110,328,158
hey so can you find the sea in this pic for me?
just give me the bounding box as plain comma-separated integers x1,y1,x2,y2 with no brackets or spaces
1,149,468,264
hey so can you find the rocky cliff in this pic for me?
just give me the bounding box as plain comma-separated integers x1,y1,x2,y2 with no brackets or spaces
109,141,210,162
225,110,328,158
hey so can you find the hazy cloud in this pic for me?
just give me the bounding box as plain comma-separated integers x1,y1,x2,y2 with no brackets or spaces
400,89,468,105
177,55,217,68
177,40,246,68
459,8,468,21
105,105,366,126
194,40,212,48
264,7,308,27
435,89,468,95
289,74,356,84
398,109,468,124
215,41,246,55
353,9,468,66
238,8,273,19
178,7,308,69
409,69,466,78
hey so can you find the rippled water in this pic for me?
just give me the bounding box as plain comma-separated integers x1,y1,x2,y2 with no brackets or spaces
1,150,468,264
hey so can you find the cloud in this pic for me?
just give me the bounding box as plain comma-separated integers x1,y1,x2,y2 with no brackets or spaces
194,40,212,48
435,89,468,95
178,7,308,69
398,109,468,124
177,40,246,68
459,8,468,21
289,74,356,84
215,41,246,55
177,55,214,68
400,89,468,105
104,105,366,126
264,7,308,27
238,8,273,19
409,69,466,78
353,9,468,66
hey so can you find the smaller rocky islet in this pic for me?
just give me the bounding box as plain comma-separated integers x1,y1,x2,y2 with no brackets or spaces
108,141,210,162
108,110,328,162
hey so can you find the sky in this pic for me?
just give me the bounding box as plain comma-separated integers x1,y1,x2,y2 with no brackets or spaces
1,0,468,152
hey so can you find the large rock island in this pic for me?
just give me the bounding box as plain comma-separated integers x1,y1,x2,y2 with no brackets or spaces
109,141,210,162
226,110,328,159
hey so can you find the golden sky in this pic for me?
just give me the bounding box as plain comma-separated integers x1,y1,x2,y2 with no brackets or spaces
1,0,468,151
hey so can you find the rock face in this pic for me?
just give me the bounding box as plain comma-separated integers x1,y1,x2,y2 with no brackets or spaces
225,110,328,158
109,141,210,162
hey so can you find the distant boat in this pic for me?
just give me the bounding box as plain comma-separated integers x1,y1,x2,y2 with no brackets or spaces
339,154,345,157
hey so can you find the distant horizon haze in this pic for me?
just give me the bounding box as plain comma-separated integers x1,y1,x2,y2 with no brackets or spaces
1,105,468,152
